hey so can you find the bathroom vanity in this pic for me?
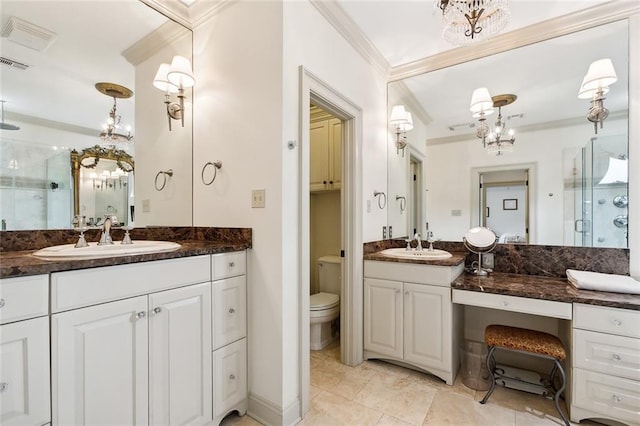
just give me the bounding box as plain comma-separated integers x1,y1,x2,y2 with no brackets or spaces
0,231,250,426
363,252,465,385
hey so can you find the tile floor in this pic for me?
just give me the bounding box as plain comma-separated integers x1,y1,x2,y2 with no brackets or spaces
222,341,599,426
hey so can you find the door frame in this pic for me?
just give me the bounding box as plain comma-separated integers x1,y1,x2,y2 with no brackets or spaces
298,67,363,416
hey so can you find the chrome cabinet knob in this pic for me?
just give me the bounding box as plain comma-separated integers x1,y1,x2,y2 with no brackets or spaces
502,301,509,307
153,307,162,315
0,382,8,392
613,319,622,326
404,290,409,296
136,311,146,319
612,353,621,361
611,394,622,403
229,308,235,314
229,374,236,380
229,261,235,268
0,298,5,308
395,289,400,295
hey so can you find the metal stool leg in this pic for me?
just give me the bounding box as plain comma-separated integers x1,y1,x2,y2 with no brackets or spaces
479,346,497,404
552,359,569,426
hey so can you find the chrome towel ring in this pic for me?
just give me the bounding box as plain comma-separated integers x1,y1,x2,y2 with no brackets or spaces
373,190,387,209
154,169,173,191
201,161,222,186
396,195,406,212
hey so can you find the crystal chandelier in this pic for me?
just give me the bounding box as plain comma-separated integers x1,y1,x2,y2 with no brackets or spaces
470,89,516,156
95,82,133,144
437,0,510,45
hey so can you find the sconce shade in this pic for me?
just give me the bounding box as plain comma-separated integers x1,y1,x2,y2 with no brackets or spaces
389,105,409,125
153,63,179,93
578,74,610,99
167,55,195,88
399,112,414,132
581,58,617,91
470,87,494,116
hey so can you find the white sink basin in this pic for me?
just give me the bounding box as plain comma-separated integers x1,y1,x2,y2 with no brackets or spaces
380,247,452,260
33,240,181,260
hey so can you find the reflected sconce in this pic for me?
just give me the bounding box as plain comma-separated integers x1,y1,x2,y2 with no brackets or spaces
389,105,413,157
578,58,617,134
153,55,196,131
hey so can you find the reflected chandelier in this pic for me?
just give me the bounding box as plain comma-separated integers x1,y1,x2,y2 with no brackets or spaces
96,82,133,144
436,0,510,45
470,88,516,156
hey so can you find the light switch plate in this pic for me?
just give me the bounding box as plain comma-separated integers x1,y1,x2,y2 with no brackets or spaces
142,199,151,213
251,189,265,208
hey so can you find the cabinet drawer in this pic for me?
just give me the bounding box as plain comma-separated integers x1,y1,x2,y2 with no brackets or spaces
574,329,640,381
0,275,49,324
212,252,246,280
574,304,640,339
51,256,210,312
213,276,247,350
573,368,640,425
452,289,572,319
213,338,247,420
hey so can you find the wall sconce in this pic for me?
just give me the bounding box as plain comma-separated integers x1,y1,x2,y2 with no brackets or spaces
389,105,413,157
153,55,195,131
578,58,617,134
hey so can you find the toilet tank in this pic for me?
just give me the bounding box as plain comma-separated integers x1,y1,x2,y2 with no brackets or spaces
317,255,341,295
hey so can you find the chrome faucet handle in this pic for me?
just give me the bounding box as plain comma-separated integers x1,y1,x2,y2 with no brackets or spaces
404,239,412,250
121,226,133,245
414,233,423,251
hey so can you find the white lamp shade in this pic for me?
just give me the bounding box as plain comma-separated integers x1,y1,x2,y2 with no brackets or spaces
389,105,409,125
598,157,628,185
578,73,610,99
167,55,195,88
153,63,179,93
470,87,494,114
582,58,617,91
399,112,414,132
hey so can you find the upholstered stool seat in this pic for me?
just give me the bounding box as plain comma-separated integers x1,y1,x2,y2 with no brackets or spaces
480,325,569,426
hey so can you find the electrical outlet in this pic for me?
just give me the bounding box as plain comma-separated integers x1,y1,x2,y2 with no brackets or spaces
142,199,151,213
389,226,393,238
251,189,265,208
382,226,387,239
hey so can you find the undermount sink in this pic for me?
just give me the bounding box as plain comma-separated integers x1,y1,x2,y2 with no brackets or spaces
380,247,452,260
32,240,181,260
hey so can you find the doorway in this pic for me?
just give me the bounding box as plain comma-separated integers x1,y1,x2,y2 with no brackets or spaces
479,169,529,243
409,149,425,237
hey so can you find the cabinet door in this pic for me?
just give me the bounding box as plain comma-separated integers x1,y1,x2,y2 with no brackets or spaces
403,283,451,371
364,278,403,358
310,120,330,191
0,317,50,426
149,282,212,426
213,338,247,420
52,296,148,425
329,118,342,190
213,276,247,350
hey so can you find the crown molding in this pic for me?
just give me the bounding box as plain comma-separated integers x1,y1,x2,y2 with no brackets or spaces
7,111,97,137
309,0,390,77
123,20,191,66
427,110,628,146
139,0,234,30
390,81,432,126
390,1,640,82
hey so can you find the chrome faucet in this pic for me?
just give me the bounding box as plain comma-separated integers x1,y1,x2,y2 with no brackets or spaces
426,231,435,252
414,233,423,251
98,215,117,245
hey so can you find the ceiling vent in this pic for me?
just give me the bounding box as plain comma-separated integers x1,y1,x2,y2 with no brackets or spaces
0,56,29,71
1,16,57,52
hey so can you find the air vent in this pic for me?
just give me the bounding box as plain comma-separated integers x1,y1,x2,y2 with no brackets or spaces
447,122,476,131
1,16,57,52
0,56,29,70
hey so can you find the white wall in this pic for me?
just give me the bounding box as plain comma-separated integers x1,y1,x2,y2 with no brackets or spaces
310,191,341,294
426,116,627,244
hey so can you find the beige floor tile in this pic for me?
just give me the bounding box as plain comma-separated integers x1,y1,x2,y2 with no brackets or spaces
423,391,478,425
376,414,415,425
353,371,438,425
474,384,568,422
299,390,384,426
310,384,323,400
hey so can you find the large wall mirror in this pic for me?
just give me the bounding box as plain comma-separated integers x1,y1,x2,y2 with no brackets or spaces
388,18,629,248
0,0,193,230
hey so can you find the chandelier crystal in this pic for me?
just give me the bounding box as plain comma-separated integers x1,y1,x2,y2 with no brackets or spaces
438,0,510,45
95,82,134,144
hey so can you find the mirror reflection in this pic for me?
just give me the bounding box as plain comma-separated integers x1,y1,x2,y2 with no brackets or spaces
0,1,192,231
388,19,629,248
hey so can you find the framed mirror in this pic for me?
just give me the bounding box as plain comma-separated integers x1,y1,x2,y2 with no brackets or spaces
387,18,629,248
0,1,193,230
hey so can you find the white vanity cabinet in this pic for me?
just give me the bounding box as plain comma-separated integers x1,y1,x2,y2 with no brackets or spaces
310,117,342,192
0,275,50,426
364,260,464,385
570,303,640,425
51,256,213,425
211,252,248,425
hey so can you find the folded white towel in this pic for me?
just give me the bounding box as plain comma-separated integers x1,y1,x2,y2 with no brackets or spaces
566,269,640,295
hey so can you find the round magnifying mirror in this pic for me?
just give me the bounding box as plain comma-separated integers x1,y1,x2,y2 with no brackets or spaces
464,227,497,250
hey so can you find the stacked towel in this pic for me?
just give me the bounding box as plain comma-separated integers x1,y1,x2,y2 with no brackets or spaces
566,269,640,295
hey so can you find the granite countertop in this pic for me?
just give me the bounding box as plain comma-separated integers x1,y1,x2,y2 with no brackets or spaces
0,240,251,278
452,272,640,311
364,251,466,267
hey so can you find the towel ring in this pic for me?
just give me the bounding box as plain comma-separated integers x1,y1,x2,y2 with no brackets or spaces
154,169,173,191
201,161,223,186
396,195,406,212
373,190,387,209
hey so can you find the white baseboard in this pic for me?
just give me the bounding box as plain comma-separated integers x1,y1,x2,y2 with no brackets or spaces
248,393,301,426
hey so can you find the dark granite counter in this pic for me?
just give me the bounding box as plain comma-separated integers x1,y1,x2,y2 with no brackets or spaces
452,272,640,311
0,227,252,278
364,251,466,267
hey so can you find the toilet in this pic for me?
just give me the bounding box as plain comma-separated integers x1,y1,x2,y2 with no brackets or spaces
310,255,341,350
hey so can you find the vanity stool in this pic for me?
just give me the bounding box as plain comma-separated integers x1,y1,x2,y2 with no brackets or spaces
479,324,569,426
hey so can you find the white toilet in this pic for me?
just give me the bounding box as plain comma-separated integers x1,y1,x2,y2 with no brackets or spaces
310,255,341,350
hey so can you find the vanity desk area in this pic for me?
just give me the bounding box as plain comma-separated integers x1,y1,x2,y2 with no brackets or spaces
0,227,251,426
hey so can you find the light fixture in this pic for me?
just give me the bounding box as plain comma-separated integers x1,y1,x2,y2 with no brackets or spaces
471,90,516,156
95,83,133,144
153,55,195,131
578,58,617,134
436,0,510,45
389,105,414,157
